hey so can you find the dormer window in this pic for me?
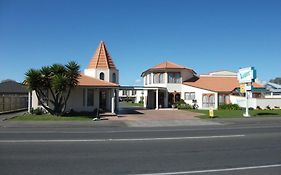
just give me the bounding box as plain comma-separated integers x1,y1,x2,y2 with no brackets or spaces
100,72,105,80
168,72,181,83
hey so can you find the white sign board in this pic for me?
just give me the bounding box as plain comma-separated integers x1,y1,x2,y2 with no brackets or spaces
237,67,256,83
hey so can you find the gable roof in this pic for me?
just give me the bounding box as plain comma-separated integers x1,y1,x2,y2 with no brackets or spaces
153,61,185,69
183,76,263,92
0,80,28,94
87,41,116,69
78,74,118,87
141,61,195,76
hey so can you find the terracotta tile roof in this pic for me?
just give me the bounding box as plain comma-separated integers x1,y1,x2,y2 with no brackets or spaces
78,74,118,87
142,61,195,76
153,61,186,69
87,41,116,69
183,76,263,92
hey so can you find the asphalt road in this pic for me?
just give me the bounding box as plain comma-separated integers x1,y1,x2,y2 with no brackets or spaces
0,124,281,175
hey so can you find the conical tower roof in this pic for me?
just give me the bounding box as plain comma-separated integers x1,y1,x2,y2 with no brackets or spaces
87,41,116,69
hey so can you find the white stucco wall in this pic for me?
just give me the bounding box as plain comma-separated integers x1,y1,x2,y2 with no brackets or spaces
84,68,119,84
230,95,281,109
31,87,117,113
181,85,218,109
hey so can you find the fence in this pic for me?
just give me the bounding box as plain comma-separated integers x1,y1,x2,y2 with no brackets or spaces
230,95,281,109
0,95,28,113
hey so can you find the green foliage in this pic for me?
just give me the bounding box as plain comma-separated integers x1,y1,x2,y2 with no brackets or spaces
30,107,45,115
25,61,80,116
219,104,241,110
176,99,192,109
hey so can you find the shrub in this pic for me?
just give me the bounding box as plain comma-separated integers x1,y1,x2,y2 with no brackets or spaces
219,104,241,110
176,99,192,109
31,107,45,115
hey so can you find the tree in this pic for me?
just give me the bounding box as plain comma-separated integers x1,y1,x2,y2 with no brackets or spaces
269,77,281,85
25,61,80,116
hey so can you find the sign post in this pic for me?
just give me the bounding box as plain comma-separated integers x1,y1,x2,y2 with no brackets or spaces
237,67,256,117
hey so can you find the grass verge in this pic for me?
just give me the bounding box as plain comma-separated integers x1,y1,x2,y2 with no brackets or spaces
187,109,281,119
11,114,94,121
121,101,144,107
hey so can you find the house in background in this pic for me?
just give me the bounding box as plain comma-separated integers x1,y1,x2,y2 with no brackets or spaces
264,82,281,98
0,80,28,113
31,41,119,113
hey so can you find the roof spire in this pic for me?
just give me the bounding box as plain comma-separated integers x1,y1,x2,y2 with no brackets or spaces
87,41,116,69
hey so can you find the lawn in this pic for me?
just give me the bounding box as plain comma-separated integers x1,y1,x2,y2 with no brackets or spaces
11,114,94,121
188,109,281,119
121,101,144,107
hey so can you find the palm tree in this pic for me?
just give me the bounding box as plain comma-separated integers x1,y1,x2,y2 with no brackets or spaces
25,61,80,116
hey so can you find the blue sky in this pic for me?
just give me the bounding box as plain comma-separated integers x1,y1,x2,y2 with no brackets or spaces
0,0,280,85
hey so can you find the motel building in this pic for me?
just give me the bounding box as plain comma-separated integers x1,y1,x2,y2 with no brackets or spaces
32,41,276,114
120,62,264,110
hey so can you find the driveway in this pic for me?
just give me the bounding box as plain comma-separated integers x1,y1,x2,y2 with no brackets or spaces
110,105,221,127
116,108,202,121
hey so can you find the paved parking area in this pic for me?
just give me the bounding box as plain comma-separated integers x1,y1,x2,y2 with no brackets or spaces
104,107,221,127
112,107,203,121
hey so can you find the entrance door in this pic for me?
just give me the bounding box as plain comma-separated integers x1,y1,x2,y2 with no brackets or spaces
168,93,174,107
99,90,107,111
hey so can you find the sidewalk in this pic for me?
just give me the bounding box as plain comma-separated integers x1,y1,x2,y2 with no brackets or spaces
0,110,27,122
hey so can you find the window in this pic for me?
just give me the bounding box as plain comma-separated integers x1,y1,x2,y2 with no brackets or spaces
185,92,195,100
99,72,104,80
153,73,164,84
168,72,181,83
144,76,147,85
83,89,86,106
219,94,224,104
122,90,128,96
132,90,137,95
87,89,94,106
112,73,116,83
202,94,215,108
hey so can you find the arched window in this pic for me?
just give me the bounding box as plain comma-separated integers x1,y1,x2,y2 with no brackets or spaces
209,95,215,107
99,72,104,80
112,73,116,83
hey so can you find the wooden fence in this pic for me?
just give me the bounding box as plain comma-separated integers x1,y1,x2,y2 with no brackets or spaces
0,95,28,113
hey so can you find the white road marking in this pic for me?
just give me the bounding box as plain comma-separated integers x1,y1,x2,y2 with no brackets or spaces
0,125,280,134
0,134,244,143
133,164,281,175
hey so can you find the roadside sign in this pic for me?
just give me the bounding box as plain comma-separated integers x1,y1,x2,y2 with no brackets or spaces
237,67,256,83
237,67,256,118
240,84,246,93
